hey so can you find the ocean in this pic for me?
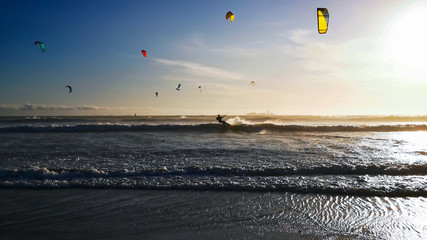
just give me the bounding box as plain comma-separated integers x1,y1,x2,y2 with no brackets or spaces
1,115,427,239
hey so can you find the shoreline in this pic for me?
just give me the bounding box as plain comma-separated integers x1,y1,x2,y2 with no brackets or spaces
0,189,364,239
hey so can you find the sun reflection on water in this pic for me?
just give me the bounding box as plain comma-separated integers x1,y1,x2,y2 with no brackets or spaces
389,131,427,163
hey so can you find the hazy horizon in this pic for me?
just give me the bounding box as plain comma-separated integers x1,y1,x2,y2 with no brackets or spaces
2,113,427,120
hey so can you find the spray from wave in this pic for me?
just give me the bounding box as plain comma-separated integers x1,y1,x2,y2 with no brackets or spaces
1,166,427,197
2,123,427,133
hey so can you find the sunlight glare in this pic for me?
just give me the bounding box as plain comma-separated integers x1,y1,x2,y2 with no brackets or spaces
385,4,427,70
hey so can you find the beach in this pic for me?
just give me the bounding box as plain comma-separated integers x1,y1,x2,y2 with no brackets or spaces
3,189,426,239
1,189,426,239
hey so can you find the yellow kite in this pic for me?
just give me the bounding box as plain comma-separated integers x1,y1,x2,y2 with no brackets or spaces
226,11,234,22
317,8,329,34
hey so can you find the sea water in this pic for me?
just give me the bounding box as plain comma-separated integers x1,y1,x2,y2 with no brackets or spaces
0,115,426,239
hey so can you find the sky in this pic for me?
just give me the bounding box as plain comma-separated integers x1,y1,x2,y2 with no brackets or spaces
1,0,427,116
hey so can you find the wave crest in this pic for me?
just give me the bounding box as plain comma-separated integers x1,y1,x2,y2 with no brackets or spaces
1,166,427,197
1,123,427,133
1,164,426,180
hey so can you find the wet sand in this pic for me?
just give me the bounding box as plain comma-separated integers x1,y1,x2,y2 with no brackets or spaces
0,189,357,240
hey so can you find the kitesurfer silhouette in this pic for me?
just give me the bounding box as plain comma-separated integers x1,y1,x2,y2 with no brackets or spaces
216,114,227,125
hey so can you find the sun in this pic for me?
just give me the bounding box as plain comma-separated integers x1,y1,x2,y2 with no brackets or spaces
384,3,427,70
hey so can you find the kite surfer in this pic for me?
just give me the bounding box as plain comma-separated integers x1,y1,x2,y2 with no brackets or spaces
216,114,228,125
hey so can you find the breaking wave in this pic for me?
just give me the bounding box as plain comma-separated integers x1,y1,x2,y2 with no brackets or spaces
2,164,427,179
2,123,427,133
1,166,427,197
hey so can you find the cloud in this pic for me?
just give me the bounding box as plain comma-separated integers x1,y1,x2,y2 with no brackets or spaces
154,58,244,81
277,29,400,83
180,34,271,58
277,29,312,45
0,104,121,111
